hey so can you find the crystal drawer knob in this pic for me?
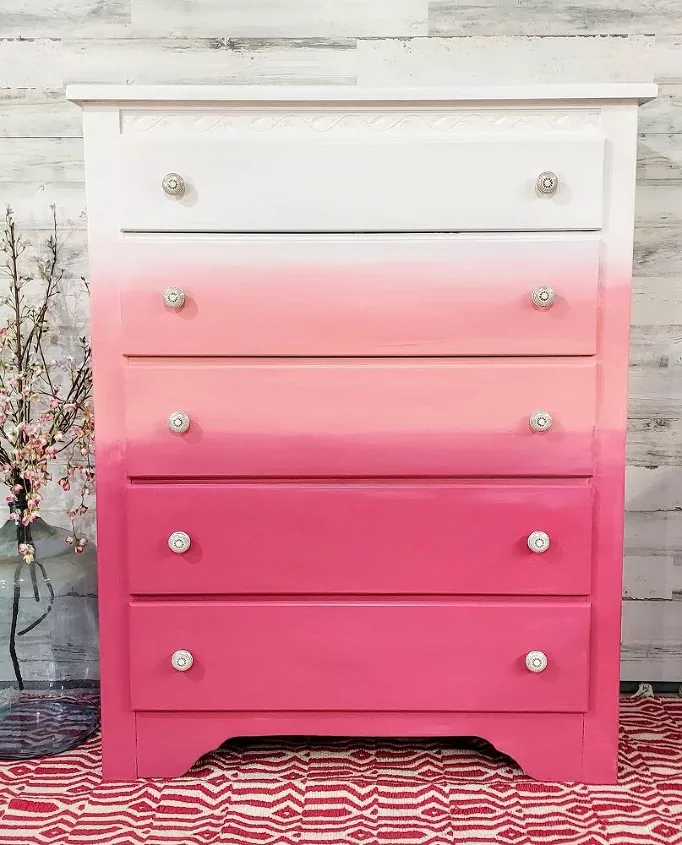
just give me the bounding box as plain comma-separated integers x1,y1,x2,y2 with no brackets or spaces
529,410,552,432
536,171,558,195
527,531,550,553
171,649,194,672
163,286,185,309
532,286,555,308
168,411,190,434
525,651,548,673
162,172,185,197
168,531,191,554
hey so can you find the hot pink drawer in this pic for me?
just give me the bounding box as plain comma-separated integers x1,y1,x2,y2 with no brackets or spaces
129,601,591,713
127,480,593,596
124,359,597,477
120,234,599,356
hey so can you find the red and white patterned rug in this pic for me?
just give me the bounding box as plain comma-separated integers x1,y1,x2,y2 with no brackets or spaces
0,696,680,845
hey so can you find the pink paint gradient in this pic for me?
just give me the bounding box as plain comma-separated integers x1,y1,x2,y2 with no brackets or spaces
93,246,628,781
120,235,600,357
91,236,632,782
93,239,628,782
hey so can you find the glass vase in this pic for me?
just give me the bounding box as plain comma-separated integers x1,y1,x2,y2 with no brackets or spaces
0,517,99,759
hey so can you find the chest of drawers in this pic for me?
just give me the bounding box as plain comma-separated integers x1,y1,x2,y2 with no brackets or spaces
69,82,656,783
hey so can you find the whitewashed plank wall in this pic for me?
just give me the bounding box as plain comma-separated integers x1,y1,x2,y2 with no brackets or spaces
0,4,680,682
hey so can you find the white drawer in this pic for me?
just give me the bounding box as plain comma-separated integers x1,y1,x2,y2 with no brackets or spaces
118,108,605,232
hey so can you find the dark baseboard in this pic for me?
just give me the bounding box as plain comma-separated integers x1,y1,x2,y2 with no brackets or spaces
620,681,681,694
0,681,100,690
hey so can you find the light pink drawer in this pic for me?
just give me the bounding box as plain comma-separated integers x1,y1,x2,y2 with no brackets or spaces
124,359,597,478
120,234,599,356
127,480,593,596
129,601,591,713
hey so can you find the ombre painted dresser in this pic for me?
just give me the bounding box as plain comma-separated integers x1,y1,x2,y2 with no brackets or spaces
68,83,656,782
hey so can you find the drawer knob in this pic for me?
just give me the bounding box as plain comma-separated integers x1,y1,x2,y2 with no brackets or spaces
168,411,190,434
162,172,185,197
168,531,191,554
163,286,185,309
527,530,550,553
171,649,194,672
529,410,552,432
536,171,558,195
525,650,548,673
531,286,555,308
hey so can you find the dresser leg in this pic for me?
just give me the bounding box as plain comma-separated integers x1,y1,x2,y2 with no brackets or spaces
101,753,139,781
135,714,239,778
580,715,620,785
512,727,616,785
100,719,139,780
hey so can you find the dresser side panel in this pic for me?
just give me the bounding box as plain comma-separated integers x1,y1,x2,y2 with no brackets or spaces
584,103,640,782
82,105,138,780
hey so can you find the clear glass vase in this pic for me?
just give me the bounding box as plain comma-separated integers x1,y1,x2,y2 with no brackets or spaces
0,517,99,759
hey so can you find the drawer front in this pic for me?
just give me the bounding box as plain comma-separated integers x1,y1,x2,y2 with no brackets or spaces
129,601,591,713
127,481,593,596
121,234,599,357
119,133,604,232
124,359,597,477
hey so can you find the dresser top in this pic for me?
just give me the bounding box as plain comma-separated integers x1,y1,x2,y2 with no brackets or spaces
66,83,657,106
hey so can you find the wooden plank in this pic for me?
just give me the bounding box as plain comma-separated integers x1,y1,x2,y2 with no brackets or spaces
633,226,682,277
623,555,678,600
624,510,682,555
629,369,682,419
0,137,83,183
357,33,654,86
655,34,682,83
131,0,427,37
63,37,358,85
0,0,129,38
0,37,63,88
632,276,682,325
626,465,682,511
638,83,682,134
635,185,682,228
637,134,682,184
627,417,682,468
0,226,90,288
428,4,664,37
621,599,682,682
1,184,86,229
0,89,81,138
629,324,682,370
628,327,682,466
